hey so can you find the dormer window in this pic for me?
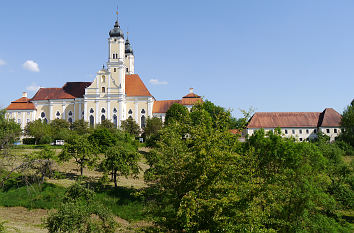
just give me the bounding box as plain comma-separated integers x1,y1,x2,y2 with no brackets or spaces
102,87,106,93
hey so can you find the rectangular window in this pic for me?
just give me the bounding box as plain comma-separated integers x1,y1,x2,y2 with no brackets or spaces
292,129,295,134
285,129,288,134
334,129,337,133
102,87,105,93
326,129,330,134
126,68,129,72
299,129,302,134
306,129,309,134
114,68,116,72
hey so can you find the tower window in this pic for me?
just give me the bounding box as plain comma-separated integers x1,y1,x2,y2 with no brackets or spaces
102,87,106,93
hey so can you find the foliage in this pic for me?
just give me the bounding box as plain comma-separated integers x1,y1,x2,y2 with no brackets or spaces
165,103,190,125
45,183,117,233
71,119,90,135
0,109,22,150
145,103,353,232
340,101,354,148
101,142,140,187
25,119,52,145
97,119,116,130
0,220,5,233
59,135,97,176
120,117,141,137
229,107,255,130
50,119,71,141
143,117,163,147
22,137,36,145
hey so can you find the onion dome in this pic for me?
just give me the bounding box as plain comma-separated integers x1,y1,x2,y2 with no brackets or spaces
109,20,124,38
125,38,134,55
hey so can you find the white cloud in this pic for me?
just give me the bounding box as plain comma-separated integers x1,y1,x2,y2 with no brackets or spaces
26,83,40,92
0,59,6,66
149,79,168,85
23,60,40,72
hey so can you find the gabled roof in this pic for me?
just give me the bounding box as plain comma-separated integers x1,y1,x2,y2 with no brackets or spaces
125,74,152,97
318,108,341,127
6,97,36,110
153,100,181,113
247,112,321,128
247,108,342,129
63,82,92,98
31,88,76,101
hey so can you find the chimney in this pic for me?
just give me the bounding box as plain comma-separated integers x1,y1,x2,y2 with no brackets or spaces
22,92,28,98
189,88,194,94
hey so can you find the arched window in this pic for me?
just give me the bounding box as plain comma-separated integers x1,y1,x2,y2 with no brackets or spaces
101,108,106,113
113,108,117,113
89,115,94,127
128,116,133,120
128,109,133,114
141,109,145,114
141,115,146,128
41,112,46,118
43,118,48,124
90,108,94,114
101,115,106,122
68,118,73,123
56,111,60,117
113,115,117,128
102,87,106,93
68,111,73,116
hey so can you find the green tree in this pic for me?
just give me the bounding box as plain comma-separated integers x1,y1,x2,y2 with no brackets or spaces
144,117,163,138
165,103,190,125
145,104,352,232
340,100,354,147
97,119,116,130
59,135,97,176
71,119,90,135
25,119,52,144
101,142,140,188
120,117,141,137
45,183,116,233
0,109,21,150
50,119,71,141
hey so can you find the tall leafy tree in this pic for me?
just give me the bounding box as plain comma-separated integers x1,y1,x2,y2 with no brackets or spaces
50,119,71,141
71,119,90,135
101,142,140,188
59,135,97,176
25,119,52,144
340,100,354,147
165,103,190,125
120,117,141,137
0,109,22,150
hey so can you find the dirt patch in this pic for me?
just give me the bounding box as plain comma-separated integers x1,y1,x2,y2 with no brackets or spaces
0,206,48,233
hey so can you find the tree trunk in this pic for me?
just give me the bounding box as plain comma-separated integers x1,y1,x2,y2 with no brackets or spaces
114,171,117,188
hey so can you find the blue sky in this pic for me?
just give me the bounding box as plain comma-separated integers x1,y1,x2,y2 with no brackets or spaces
0,0,353,117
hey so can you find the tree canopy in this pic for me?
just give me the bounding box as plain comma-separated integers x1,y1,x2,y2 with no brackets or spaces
0,109,21,150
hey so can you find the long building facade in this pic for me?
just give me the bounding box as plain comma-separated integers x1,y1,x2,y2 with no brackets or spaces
246,108,342,142
6,17,202,129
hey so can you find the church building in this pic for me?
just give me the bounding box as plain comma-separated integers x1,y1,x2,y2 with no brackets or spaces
6,17,202,129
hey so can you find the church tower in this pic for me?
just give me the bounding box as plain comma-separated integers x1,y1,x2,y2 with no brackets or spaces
107,18,126,125
125,36,135,74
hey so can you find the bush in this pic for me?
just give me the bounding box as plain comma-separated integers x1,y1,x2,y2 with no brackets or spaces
22,137,36,145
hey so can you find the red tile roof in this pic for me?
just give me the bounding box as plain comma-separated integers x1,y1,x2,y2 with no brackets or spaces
125,74,152,97
181,97,203,106
31,88,76,101
153,100,181,113
318,108,341,127
247,112,321,128
63,82,92,98
183,93,201,98
6,97,36,110
247,109,342,129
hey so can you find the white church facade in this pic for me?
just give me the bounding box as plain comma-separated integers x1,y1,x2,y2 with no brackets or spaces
6,17,202,129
